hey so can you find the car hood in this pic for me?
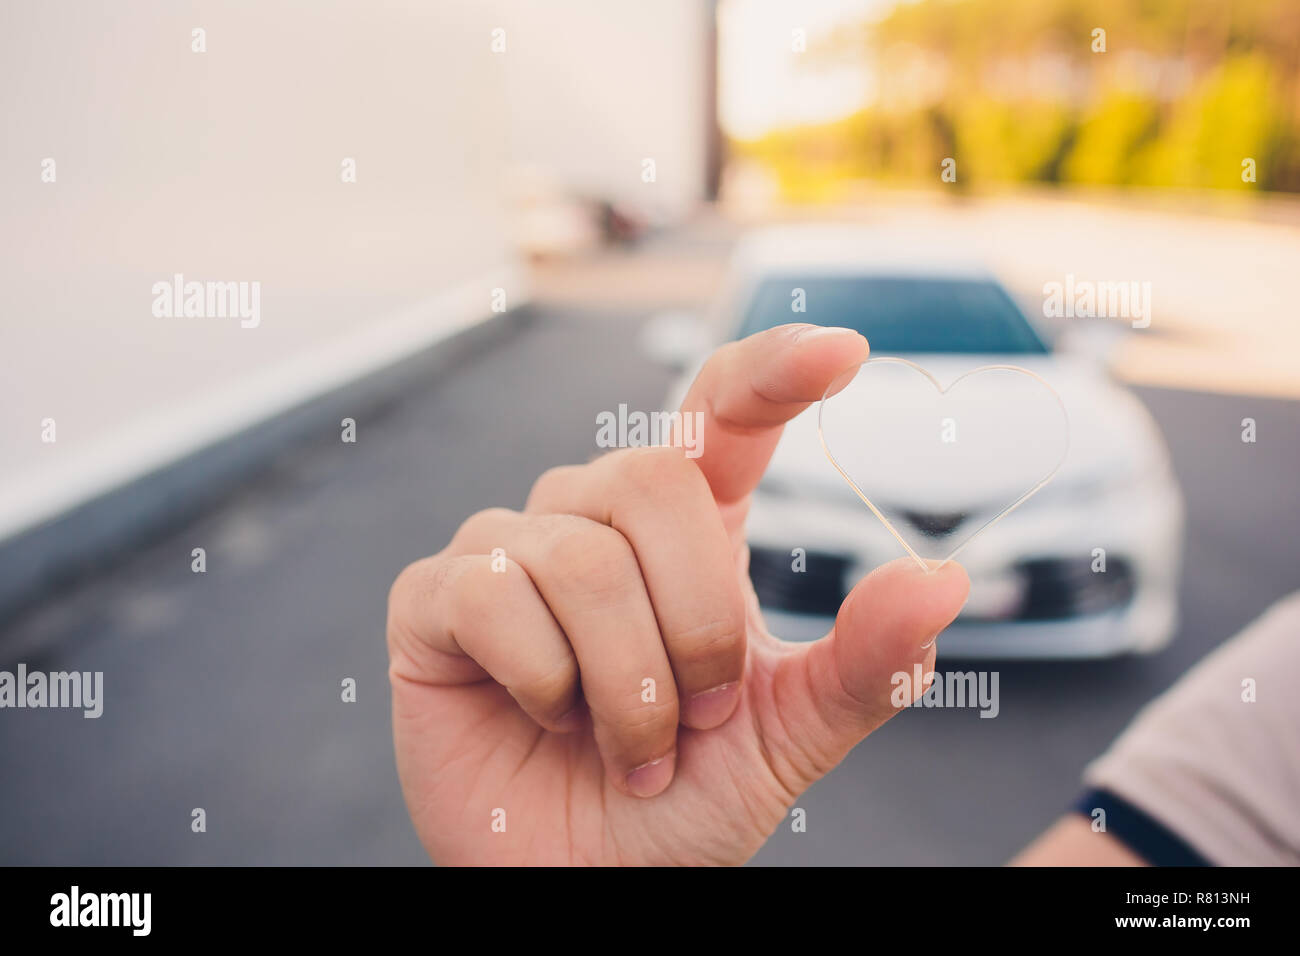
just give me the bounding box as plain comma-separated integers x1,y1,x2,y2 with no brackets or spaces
760,354,1165,511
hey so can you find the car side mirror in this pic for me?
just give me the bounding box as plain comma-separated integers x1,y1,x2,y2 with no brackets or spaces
638,310,711,369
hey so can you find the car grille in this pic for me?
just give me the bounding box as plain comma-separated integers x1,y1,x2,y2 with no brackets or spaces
748,546,850,616
1017,556,1135,620
749,546,1135,622
900,510,967,538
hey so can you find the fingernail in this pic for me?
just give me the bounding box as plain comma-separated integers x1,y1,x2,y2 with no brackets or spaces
920,633,939,650
625,752,676,798
792,324,859,343
683,682,739,729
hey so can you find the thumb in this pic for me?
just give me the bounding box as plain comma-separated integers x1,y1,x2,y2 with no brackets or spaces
678,323,869,535
763,558,970,784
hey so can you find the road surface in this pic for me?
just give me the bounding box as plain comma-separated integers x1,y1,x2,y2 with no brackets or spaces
2,240,1298,865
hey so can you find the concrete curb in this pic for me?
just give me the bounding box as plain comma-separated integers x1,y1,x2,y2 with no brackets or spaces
0,306,533,626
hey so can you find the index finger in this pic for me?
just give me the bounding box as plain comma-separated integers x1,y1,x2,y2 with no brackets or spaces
677,323,868,518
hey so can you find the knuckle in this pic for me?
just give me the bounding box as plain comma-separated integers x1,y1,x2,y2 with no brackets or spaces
453,507,517,548
387,559,420,613
388,555,445,614
385,563,419,648
610,445,698,502
419,555,468,602
538,517,637,598
512,658,579,716
527,466,581,509
670,612,746,670
385,554,464,657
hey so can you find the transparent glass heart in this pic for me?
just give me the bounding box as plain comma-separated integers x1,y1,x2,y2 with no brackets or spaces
817,358,1070,571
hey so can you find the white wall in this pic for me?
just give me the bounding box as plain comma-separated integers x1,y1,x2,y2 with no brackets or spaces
0,0,522,538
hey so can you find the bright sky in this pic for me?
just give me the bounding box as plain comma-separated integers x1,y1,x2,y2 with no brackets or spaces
718,0,892,140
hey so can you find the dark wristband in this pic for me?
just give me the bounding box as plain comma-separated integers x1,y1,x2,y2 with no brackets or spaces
1072,787,1213,867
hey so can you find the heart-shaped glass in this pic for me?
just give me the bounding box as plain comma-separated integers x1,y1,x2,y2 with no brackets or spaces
817,358,1070,571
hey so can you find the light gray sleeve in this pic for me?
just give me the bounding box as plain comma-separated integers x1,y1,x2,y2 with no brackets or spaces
1081,591,1300,866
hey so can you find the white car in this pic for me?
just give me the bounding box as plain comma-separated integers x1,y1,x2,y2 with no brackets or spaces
647,227,1184,658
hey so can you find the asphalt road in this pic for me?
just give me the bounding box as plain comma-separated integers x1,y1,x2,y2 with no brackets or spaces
2,295,1298,865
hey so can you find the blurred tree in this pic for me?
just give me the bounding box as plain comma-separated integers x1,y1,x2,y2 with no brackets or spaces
731,0,1300,196
954,97,1075,183
1133,55,1289,189
1063,91,1160,184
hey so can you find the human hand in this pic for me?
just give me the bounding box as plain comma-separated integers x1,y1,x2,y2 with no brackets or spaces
387,324,969,865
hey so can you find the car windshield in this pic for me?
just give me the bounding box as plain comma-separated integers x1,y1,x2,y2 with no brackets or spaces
739,275,1050,354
